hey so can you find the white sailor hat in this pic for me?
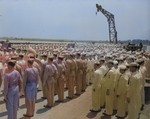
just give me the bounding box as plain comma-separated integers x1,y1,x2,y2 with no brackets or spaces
119,65,126,70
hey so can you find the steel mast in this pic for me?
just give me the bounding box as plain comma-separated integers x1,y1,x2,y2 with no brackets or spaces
96,4,118,44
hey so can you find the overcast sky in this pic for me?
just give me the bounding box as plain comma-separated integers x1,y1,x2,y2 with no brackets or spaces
0,0,150,41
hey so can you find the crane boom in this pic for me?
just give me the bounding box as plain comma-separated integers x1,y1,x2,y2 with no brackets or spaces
96,4,118,44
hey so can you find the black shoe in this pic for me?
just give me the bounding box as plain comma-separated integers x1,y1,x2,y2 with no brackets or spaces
90,109,100,112
115,115,125,118
41,97,47,99
66,96,73,99
55,100,64,102
65,88,68,89
59,100,64,102
43,105,52,108
55,100,60,102
103,112,112,116
23,114,33,117
82,90,85,92
74,93,81,96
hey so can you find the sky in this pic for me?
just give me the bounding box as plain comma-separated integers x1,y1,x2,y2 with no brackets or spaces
0,0,150,41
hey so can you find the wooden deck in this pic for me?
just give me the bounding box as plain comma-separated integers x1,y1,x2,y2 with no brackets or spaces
0,85,150,119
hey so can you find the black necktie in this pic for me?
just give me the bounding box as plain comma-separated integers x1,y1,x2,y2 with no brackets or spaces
103,68,111,78
117,74,122,87
128,73,132,85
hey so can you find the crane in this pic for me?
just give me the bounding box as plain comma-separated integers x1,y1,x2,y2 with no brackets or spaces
96,4,118,44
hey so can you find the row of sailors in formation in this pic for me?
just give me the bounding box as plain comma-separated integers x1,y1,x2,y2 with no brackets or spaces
0,43,123,62
0,47,65,63
0,46,150,119
0,48,97,119
91,58,147,119
10,43,68,50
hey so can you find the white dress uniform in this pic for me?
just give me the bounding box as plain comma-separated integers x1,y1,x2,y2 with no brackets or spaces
127,71,142,119
98,64,107,107
140,65,147,105
92,68,101,111
113,67,120,110
116,73,128,117
103,68,115,115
